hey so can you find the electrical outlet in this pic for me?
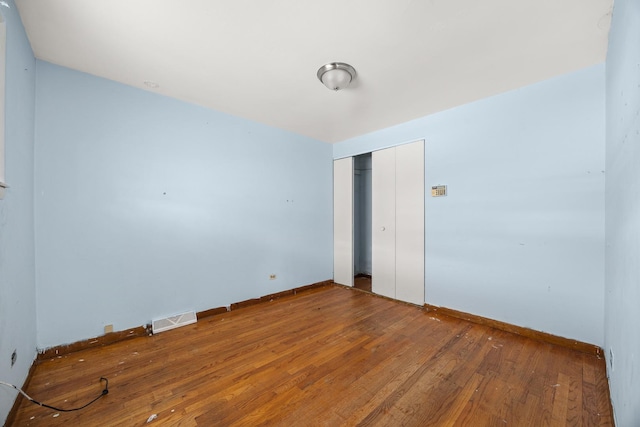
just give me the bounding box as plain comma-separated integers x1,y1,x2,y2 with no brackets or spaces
104,324,114,334
11,349,16,367
269,274,277,280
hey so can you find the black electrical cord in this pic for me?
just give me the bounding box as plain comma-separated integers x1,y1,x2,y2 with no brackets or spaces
0,377,109,412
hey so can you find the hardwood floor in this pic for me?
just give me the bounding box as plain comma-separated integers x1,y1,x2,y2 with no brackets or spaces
9,285,613,426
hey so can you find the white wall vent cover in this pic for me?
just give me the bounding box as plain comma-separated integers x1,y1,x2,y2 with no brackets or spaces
152,311,197,334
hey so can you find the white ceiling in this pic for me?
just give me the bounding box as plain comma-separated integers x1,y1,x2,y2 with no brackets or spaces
15,0,612,143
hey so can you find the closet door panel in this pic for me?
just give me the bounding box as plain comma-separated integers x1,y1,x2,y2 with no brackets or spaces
372,148,396,299
333,157,354,286
395,140,425,305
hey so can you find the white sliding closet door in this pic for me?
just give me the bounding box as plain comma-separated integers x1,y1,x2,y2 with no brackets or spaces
333,157,354,286
372,140,424,305
372,148,396,299
395,141,425,305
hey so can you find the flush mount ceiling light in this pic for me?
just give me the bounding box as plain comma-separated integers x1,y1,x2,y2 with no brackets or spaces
317,62,357,91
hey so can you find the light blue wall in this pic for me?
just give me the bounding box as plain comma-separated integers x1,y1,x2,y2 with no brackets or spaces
34,61,333,349
0,0,37,424
335,65,606,346
605,0,640,424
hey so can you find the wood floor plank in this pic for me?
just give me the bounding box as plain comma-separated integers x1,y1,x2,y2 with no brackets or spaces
592,357,615,427
339,330,454,425
9,285,614,426
399,332,496,425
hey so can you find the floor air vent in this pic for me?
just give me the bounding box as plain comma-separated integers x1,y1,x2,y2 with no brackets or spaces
152,311,197,334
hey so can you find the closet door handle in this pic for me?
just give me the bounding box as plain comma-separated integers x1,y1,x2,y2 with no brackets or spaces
381,226,386,231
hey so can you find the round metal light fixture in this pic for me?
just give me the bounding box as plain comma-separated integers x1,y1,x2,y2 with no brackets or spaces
317,62,356,91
